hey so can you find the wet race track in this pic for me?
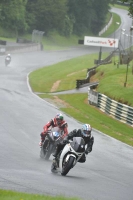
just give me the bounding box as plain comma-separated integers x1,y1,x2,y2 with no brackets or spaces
0,7,133,200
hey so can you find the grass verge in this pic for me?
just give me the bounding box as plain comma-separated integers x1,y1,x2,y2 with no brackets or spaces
0,189,79,200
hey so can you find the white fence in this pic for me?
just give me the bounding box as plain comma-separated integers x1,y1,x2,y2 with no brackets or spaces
99,14,113,36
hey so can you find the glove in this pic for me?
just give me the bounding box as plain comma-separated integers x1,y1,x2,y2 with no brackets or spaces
85,146,92,154
63,138,68,144
40,131,46,136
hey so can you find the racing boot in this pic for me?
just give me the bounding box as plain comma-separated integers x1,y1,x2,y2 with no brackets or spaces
52,147,59,169
53,146,59,157
51,157,58,173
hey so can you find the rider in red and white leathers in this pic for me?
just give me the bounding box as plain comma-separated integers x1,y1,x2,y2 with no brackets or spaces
39,113,68,146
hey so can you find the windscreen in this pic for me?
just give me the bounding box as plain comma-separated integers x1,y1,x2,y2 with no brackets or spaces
70,137,85,152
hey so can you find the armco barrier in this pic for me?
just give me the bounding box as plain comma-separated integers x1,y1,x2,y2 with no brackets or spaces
88,90,133,127
0,43,42,55
76,51,114,89
0,40,6,45
5,43,42,53
0,47,6,55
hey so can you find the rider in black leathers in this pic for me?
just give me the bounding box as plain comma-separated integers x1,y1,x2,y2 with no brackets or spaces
53,124,94,165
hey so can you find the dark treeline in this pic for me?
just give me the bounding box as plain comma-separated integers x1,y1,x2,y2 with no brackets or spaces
0,0,118,37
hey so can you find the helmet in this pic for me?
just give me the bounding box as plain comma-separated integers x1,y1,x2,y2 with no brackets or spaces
55,113,64,125
8,54,11,56
81,124,92,137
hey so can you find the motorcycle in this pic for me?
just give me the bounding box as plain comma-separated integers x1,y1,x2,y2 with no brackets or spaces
40,128,63,160
5,56,11,66
51,137,86,176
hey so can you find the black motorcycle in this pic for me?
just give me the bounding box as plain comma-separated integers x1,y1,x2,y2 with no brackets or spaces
40,129,62,160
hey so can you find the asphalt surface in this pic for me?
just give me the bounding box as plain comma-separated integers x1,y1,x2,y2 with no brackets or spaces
0,7,133,200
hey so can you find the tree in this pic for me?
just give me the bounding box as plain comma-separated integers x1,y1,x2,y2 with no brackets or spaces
90,0,109,34
121,0,133,18
0,0,118,37
0,0,28,35
67,0,112,35
67,0,96,35
26,0,68,35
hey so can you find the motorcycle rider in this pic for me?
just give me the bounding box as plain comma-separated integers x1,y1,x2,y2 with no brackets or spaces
39,113,68,147
52,123,94,168
6,53,11,61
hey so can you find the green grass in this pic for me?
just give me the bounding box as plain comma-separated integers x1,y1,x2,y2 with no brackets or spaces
29,53,108,93
112,3,129,11
42,31,84,50
95,63,133,106
58,94,133,146
29,53,133,106
0,189,79,200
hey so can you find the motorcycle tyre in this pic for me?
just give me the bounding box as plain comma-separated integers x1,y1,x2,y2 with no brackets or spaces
5,61,10,67
45,143,53,160
61,156,75,176
40,140,48,159
40,148,45,159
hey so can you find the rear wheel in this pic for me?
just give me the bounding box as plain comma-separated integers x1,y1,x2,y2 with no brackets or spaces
61,156,75,176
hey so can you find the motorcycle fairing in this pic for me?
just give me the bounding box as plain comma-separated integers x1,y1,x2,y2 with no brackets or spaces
59,137,85,172
70,137,85,152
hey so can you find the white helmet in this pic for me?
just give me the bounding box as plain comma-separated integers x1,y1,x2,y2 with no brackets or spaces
81,124,92,137
8,54,11,56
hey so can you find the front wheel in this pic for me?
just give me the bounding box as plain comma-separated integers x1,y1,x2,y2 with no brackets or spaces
40,140,48,159
45,143,53,160
40,148,44,158
61,156,75,176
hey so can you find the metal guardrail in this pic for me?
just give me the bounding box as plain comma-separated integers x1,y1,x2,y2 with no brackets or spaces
88,90,133,127
0,43,42,54
0,47,6,55
0,40,6,45
76,51,114,89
